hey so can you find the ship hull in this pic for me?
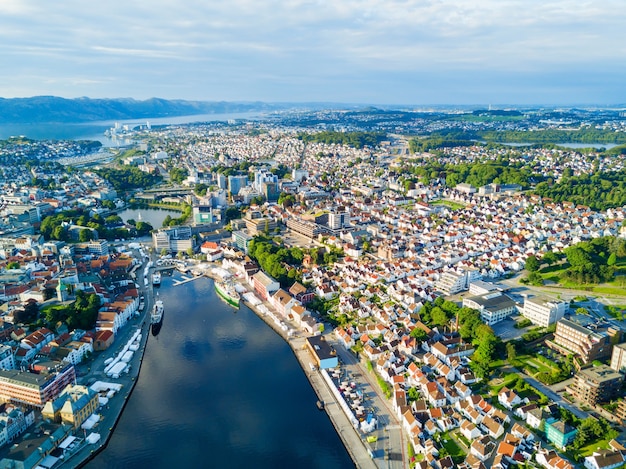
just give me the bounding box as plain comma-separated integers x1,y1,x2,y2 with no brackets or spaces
215,281,240,308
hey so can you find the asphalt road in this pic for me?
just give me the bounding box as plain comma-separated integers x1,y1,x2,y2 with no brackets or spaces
329,339,407,469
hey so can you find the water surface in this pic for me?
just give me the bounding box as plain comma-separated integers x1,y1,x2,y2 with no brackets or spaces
87,273,353,469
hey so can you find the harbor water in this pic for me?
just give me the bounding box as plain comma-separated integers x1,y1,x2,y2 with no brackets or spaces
86,272,353,469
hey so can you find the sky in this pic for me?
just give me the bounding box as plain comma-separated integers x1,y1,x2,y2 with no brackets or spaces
1,0,625,105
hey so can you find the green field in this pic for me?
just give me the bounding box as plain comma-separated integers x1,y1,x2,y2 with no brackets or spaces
511,353,559,375
430,200,466,210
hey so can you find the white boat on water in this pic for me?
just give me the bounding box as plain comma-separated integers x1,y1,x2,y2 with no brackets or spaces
152,272,161,286
151,300,164,324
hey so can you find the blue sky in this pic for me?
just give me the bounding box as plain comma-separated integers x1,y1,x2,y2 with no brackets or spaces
1,0,624,105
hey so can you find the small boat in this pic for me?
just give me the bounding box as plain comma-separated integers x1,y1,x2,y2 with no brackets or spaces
151,300,164,324
316,400,325,411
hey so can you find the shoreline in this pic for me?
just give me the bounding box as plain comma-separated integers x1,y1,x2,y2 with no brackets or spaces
68,266,377,468
73,319,151,468
221,273,378,469
62,299,154,468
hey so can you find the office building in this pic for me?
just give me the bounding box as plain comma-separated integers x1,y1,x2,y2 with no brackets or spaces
228,175,248,196
462,292,517,325
521,297,567,328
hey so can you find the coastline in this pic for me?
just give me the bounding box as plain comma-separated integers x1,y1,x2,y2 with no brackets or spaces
64,265,377,468
214,268,378,469
63,304,154,467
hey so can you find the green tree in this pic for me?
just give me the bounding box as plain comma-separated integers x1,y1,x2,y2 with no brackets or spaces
542,251,558,266
169,167,189,184
410,327,427,341
607,252,617,266
224,206,241,222
565,246,592,267
194,183,208,196
506,342,517,362
525,254,540,272
52,225,68,241
407,387,420,401
79,229,93,242
430,307,448,328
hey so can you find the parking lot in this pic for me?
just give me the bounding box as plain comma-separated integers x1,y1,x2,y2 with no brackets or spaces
492,315,528,342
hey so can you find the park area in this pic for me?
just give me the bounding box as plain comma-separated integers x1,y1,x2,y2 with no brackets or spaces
509,347,572,385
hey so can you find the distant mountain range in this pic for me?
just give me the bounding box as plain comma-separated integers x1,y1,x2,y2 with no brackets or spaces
0,96,286,124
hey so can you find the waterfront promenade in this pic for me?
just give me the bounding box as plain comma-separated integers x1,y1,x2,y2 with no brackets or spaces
204,260,406,468
61,258,156,468
242,295,377,469
64,258,397,468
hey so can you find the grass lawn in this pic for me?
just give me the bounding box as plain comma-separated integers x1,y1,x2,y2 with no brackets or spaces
441,434,466,463
490,359,505,370
591,285,626,296
511,353,558,375
488,373,520,395
578,438,611,458
456,433,471,449
430,199,466,210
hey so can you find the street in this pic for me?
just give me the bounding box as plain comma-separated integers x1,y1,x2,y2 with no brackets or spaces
329,338,407,469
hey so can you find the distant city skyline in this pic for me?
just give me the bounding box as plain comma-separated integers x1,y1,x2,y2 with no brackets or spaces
1,1,625,105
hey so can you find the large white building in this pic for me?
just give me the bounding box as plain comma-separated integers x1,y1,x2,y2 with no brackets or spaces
462,292,517,325
436,269,481,296
522,297,567,328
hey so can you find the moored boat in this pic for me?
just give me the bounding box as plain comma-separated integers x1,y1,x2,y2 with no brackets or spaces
214,280,240,308
151,299,164,324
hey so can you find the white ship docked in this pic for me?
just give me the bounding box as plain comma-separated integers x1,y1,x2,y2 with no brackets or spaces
151,300,164,324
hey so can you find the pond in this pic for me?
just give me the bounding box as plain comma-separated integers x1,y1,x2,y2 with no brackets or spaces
117,207,180,229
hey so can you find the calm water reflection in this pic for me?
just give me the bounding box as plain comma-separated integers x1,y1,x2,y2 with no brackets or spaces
117,208,179,230
87,273,353,469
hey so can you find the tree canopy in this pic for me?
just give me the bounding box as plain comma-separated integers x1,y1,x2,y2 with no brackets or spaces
95,166,162,192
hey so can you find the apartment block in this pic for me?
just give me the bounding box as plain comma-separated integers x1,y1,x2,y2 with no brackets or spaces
0,364,76,408
567,365,624,405
549,317,617,364
610,342,626,373
521,297,567,328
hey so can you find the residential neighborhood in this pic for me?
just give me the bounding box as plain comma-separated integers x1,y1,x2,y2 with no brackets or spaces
0,109,625,468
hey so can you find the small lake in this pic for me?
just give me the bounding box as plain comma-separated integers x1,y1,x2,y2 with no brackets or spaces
117,208,180,230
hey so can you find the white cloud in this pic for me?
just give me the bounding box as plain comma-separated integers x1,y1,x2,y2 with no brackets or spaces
0,0,624,102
